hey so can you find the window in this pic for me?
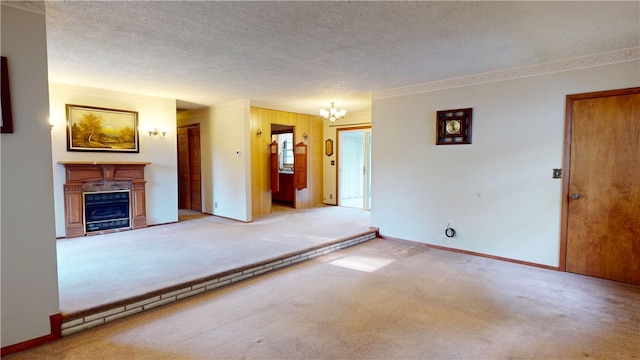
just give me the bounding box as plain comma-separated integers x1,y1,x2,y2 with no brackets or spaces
271,132,294,169
282,138,294,166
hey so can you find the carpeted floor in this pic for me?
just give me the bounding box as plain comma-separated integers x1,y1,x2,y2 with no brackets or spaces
9,238,640,359
56,205,373,313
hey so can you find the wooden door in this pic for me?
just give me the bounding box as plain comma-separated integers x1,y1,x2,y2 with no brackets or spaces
563,87,640,284
177,125,202,211
293,142,307,190
270,141,279,193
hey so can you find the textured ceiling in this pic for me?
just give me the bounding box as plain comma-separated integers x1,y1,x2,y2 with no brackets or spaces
41,1,639,114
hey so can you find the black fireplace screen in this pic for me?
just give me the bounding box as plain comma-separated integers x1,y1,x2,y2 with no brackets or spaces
84,190,131,232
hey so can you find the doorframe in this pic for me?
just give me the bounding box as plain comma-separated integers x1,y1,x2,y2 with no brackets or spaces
270,124,296,208
335,125,372,208
177,123,202,212
559,86,640,271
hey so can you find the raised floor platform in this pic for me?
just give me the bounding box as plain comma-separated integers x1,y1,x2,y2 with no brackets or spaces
56,206,375,335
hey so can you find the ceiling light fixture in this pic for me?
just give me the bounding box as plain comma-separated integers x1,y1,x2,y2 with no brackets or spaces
319,102,346,122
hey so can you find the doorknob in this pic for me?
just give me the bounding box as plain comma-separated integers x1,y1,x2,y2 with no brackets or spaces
571,193,580,200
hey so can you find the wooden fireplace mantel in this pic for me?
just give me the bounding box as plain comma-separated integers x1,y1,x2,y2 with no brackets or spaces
59,161,150,238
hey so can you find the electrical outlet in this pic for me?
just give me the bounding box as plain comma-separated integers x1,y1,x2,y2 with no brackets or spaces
214,202,218,208
553,168,562,179
329,194,333,200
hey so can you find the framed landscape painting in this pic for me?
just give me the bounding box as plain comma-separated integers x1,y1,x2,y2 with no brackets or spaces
66,104,139,152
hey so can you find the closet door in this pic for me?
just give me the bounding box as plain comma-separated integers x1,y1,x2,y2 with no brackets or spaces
563,88,640,284
177,125,201,211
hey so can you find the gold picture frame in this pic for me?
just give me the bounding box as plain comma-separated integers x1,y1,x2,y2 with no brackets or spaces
66,104,139,152
325,139,334,156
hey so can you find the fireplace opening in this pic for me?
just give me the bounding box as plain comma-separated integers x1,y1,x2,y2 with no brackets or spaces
84,190,131,233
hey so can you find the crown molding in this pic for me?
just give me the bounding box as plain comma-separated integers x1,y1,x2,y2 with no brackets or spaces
373,47,640,100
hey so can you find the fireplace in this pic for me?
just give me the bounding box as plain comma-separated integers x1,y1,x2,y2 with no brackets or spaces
59,161,150,238
84,190,131,232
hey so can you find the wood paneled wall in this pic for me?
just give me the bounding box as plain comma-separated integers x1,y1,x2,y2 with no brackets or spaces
251,107,323,216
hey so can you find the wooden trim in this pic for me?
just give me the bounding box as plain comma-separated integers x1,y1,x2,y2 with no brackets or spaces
60,162,149,237
250,107,323,216
178,123,200,130
559,87,640,271
565,87,640,101
329,122,371,128
335,126,372,206
379,235,560,271
335,125,372,132
57,161,151,165
559,93,574,271
50,313,63,338
0,313,63,356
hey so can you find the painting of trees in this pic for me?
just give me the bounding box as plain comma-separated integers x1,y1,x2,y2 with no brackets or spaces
119,126,135,144
74,112,104,146
66,105,139,152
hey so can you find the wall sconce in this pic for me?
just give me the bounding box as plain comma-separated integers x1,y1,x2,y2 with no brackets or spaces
148,128,167,138
48,117,56,130
303,133,308,140
256,129,262,137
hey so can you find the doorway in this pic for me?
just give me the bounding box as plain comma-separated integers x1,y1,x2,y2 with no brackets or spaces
270,124,295,208
561,87,640,285
177,124,202,212
338,127,371,209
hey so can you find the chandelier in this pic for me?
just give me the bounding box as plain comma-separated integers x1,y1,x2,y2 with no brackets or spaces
319,102,346,122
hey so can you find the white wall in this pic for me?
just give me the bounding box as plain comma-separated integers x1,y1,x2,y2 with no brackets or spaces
1,4,60,347
49,84,178,237
322,110,371,205
371,61,639,267
211,100,252,222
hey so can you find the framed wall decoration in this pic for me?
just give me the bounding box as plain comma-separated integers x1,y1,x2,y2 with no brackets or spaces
66,104,139,152
1,56,14,134
325,138,334,156
436,108,472,145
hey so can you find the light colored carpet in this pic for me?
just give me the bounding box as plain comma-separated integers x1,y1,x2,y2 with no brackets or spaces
57,205,372,313
14,238,640,359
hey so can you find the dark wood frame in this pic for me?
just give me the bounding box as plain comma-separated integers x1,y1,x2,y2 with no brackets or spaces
436,108,472,145
1,56,14,134
325,139,334,156
66,104,139,152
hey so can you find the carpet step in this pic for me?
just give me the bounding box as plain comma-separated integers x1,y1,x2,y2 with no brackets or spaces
60,229,378,336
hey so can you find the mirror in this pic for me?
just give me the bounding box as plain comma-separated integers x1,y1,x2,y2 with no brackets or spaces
325,139,334,156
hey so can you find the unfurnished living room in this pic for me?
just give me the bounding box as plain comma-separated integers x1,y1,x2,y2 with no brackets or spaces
1,1,639,359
